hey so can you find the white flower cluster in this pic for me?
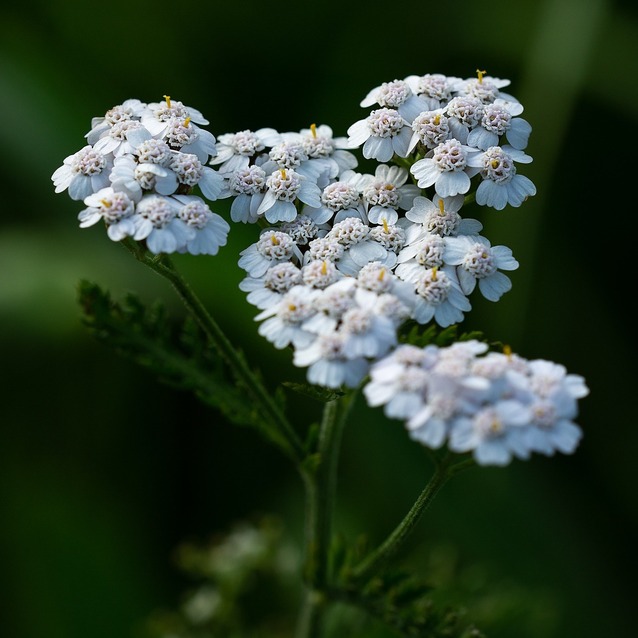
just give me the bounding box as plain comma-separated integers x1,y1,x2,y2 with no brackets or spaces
364,341,589,466
52,73,588,465
52,96,230,255
348,71,536,210
232,72,530,390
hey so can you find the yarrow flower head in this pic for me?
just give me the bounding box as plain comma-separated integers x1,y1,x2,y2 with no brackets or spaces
54,73,580,451
52,95,228,256
364,342,589,465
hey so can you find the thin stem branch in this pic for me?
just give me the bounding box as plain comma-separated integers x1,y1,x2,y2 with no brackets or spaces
122,239,304,464
350,454,474,585
296,390,357,638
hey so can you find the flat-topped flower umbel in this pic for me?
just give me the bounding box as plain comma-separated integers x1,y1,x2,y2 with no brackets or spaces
53,71,587,466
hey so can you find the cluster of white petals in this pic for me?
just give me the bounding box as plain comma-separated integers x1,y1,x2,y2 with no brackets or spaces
52,96,230,255
364,342,589,465
54,72,587,466
227,71,539,392
348,71,536,210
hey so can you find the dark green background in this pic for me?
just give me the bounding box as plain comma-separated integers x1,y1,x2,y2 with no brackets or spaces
1,0,637,636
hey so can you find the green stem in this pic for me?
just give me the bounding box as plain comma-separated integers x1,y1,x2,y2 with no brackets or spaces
122,239,304,464
295,589,326,638
350,455,473,584
296,390,357,638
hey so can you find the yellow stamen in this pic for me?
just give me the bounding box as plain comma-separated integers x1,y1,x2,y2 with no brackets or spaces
476,69,487,84
491,159,500,169
310,123,317,139
163,95,171,108
378,268,386,281
503,344,512,359
271,234,280,246
433,114,441,125
100,199,112,208
321,260,328,275
489,418,502,434
280,168,287,179
438,199,445,215
183,117,191,127
432,266,438,281
382,218,389,233
482,252,488,259
288,303,297,312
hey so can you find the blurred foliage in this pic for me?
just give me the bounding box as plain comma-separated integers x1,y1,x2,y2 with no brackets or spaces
1,0,637,637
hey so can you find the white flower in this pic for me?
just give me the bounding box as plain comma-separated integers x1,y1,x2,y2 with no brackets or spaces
172,194,230,256
161,117,217,163
170,152,226,201
408,375,470,449
238,230,301,277
347,108,412,162
298,123,358,178
451,73,520,106
134,138,173,166
404,195,483,239
524,359,589,401
141,96,209,138
52,145,113,200
362,164,420,225
467,100,531,151
364,346,430,418
210,128,282,174
258,140,329,185
410,139,479,197
404,73,458,109
306,236,345,263
360,79,431,123
412,266,471,327
368,292,411,326
368,222,406,257
396,233,447,284
312,170,369,225
468,146,536,210
408,109,451,153
93,120,150,157
325,218,391,276
293,331,369,388
239,262,303,310
78,187,136,241
256,168,322,224
523,394,584,456
339,306,397,359
281,215,323,246
85,99,147,144
443,234,518,301
109,155,178,201
449,399,532,466
228,166,268,223
444,96,484,144
355,262,416,311
301,278,357,335
301,259,343,289
254,286,319,350
133,194,193,254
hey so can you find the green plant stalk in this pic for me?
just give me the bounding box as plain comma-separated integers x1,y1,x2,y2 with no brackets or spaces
350,455,474,585
122,238,304,464
296,391,357,638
